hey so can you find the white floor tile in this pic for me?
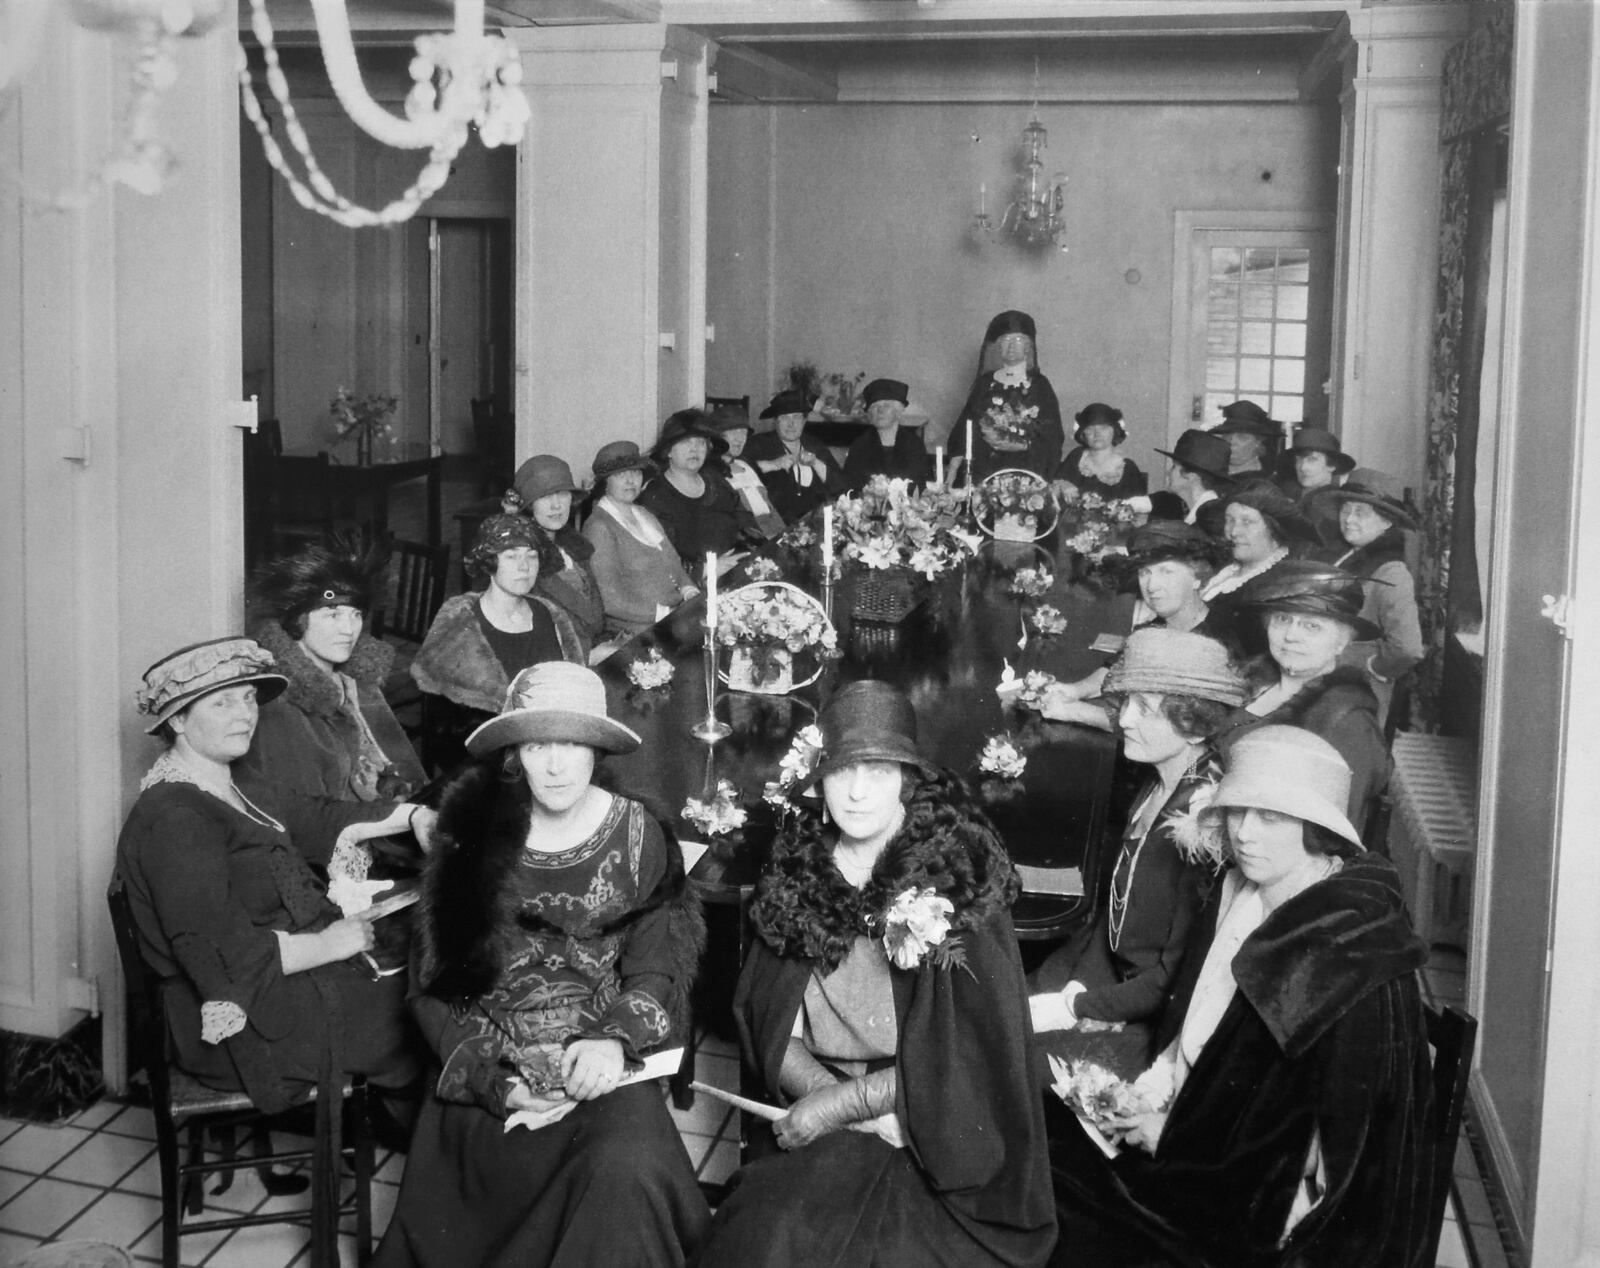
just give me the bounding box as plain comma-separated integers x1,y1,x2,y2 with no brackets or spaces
103,1107,158,1143
48,1131,156,1188
114,1153,165,1199
668,1094,732,1139
0,1168,37,1207
69,1100,127,1130
0,1125,93,1176
130,1217,233,1266
370,1180,399,1238
697,1138,740,1185
53,1188,163,1248
692,1054,742,1093
210,1220,311,1268
0,1176,100,1238
373,1152,405,1186
0,1230,44,1261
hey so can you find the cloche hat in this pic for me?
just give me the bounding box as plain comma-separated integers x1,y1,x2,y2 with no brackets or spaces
805,680,938,788
1073,402,1126,446
512,454,581,506
137,636,288,734
466,662,642,757
592,440,655,483
1208,725,1363,850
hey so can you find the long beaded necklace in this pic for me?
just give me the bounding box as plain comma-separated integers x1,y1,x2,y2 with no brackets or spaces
1106,753,1202,952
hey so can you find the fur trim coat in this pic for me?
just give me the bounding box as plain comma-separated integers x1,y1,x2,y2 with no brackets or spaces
239,624,425,801
410,592,586,715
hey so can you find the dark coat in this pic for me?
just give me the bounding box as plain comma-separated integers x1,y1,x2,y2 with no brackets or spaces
635,468,753,566
954,370,1065,483
1060,448,1148,500
842,427,933,493
743,430,848,523
536,527,607,645
1049,854,1435,1268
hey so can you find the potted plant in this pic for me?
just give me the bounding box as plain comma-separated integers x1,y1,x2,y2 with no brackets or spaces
329,387,398,466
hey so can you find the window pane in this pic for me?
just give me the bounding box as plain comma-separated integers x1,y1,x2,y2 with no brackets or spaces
1240,285,1275,320
1240,322,1273,356
1244,247,1278,278
1206,360,1238,391
1271,395,1304,424
1273,359,1305,394
1210,248,1242,279
1274,322,1307,357
1207,323,1238,357
1204,393,1235,425
1238,358,1272,392
1275,285,1309,322
1277,249,1310,282
1207,283,1239,321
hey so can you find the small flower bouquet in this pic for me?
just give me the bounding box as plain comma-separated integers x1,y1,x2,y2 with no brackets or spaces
625,647,675,691
977,470,1057,542
979,735,1028,780
978,396,1042,453
1048,1056,1168,1151
1058,490,1140,556
762,724,824,816
329,387,398,464
716,582,837,693
682,779,748,839
994,669,1056,711
1010,566,1055,598
744,556,783,583
880,886,967,974
1029,604,1068,637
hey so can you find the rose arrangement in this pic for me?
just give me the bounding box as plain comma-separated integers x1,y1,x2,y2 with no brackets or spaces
715,583,838,690
830,476,976,580
879,886,968,974
682,779,748,839
1059,490,1140,556
978,471,1056,540
625,647,675,691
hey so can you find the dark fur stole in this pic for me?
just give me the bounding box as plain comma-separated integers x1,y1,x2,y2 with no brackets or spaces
1324,527,1407,578
1237,661,1380,721
253,622,396,720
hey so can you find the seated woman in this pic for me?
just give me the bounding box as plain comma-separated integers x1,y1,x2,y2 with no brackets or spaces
697,680,1056,1268
710,410,786,539
411,515,586,768
1200,481,1319,658
636,408,754,568
1047,726,1434,1268
1040,522,1232,729
240,542,426,802
582,440,699,637
1322,468,1424,727
1056,403,1147,502
1211,400,1279,478
1029,630,1245,1081
841,378,933,492
951,309,1065,486
1217,560,1389,827
1283,427,1355,551
373,663,708,1268
115,637,435,1120
508,454,607,648
744,389,848,524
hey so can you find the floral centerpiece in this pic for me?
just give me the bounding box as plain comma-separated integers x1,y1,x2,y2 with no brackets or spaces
329,387,398,465
715,582,837,694
829,477,976,622
1058,490,1140,556
977,470,1057,541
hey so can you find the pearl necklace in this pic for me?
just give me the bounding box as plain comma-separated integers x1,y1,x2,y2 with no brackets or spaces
1107,755,1202,952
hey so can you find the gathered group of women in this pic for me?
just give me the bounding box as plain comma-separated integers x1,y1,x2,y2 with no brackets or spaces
111,306,1441,1267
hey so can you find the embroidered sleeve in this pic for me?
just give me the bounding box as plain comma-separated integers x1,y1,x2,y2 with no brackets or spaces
200,1000,247,1044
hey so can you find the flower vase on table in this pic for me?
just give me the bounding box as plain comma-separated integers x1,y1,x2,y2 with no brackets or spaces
715,582,835,695
329,387,397,469
825,476,976,625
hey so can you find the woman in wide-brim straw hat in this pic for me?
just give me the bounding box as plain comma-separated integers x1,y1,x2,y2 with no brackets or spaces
1214,559,1389,826
951,308,1066,485
1030,629,1246,1081
581,439,700,636
115,637,436,1197
698,679,1056,1267
1047,725,1435,1268
376,662,709,1268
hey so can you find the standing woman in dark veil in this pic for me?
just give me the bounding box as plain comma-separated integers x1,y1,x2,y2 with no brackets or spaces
951,309,1066,486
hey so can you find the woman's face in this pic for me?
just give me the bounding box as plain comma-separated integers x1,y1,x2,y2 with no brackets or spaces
1226,807,1311,890
1081,422,1117,452
821,760,906,846
775,413,807,446
1137,559,1204,621
1223,503,1279,565
1339,500,1394,548
1294,450,1335,489
867,400,904,432
531,491,572,532
605,468,644,503
668,436,708,474
1266,610,1353,678
1116,692,1193,767
299,604,363,668
173,684,259,764
518,740,597,814
722,427,750,459
492,545,541,597
996,332,1031,367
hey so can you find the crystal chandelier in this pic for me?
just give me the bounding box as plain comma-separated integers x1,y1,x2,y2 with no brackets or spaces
971,62,1068,253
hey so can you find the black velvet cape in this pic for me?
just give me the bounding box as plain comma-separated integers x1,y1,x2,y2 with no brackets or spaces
1048,853,1435,1268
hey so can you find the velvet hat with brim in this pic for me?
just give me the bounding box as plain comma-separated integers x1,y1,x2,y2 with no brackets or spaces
1153,430,1236,485
1287,427,1357,475
1239,559,1384,643
466,662,641,757
592,440,656,483
1207,725,1363,850
1221,480,1322,546
1102,628,1247,707
651,409,727,463
1110,523,1228,593
758,389,814,421
1326,468,1418,530
1214,400,1281,438
137,636,289,734
1072,402,1127,446
803,680,937,788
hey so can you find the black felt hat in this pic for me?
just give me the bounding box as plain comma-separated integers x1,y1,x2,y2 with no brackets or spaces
805,680,938,788
1325,468,1418,530
1123,521,1227,570
651,409,727,463
1219,479,1322,546
1154,430,1235,484
1287,427,1357,475
1239,559,1383,642
1073,402,1126,446
759,389,814,420
861,378,909,408
1213,400,1281,439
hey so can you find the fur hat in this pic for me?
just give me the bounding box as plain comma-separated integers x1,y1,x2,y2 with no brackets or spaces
249,538,388,634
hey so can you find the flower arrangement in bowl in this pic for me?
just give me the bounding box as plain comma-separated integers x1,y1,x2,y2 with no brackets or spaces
1058,490,1140,556
329,387,398,465
715,581,837,694
976,469,1058,542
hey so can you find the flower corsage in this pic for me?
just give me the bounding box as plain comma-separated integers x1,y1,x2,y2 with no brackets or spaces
761,724,823,817
880,886,970,976
978,734,1028,779
625,647,675,691
1029,603,1068,637
682,779,748,839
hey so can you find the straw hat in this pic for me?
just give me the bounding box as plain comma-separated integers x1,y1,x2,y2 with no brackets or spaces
1102,628,1247,707
1210,725,1362,849
804,680,937,787
465,662,642,757
136,637,288,734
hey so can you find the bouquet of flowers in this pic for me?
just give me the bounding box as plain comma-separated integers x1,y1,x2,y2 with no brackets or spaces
879,886,967,974
762,724,824,816
625,647,675,691
1010,565,1055,598
682,779,748,839
1029,603,1068,637
329,387,397,460
831,476,975,580
715,583,837,692
978,394,1041,452
1058,490,1140,556
979,734,1028,779
1048,1057,1163,1136
977,470,1056,541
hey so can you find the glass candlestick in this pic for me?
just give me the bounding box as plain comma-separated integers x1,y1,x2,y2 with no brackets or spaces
691,633,731,741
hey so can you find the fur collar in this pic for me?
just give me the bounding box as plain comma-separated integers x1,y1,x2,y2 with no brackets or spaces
253,621,395,721
1240,661,1379,720
1330,529,1407,578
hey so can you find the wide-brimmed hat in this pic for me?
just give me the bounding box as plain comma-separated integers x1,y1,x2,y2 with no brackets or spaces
1122,521,1227,572
1286,427,1356,475
1102,628,1247,707
1208,725,1362,850
861,378,909,409
652,409,727,462
1220,480,1321,546
249,538,386,625
1072,402,1126,446
1213,400,1281,438
983,310,1037,344
758,389,813,421
466,662,641,757
136,636,288,734
513,455,581,506
1239,559,1383,642
1154,430,1235,484
1326,468,1418,530
805,680,938,788
592,440,656,484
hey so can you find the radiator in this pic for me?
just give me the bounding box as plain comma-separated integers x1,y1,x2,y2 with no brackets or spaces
1385,732,1478,949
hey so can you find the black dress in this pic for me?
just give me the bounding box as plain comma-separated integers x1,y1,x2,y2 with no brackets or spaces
636,471,751,569
1059,449,1148,500
842,428,934,493
953,370,1065,484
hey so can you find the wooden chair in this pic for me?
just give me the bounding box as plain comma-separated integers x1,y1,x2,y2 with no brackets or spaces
372,538,450,738
1420,1002,1479,1268
108,879,373,1268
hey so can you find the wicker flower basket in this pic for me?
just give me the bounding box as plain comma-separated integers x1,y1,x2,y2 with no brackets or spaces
726,645,794,695
848,566,921,623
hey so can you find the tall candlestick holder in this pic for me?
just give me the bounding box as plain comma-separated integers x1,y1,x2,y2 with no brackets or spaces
690,630,731,742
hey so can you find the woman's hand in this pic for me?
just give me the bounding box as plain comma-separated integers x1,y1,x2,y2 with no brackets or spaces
562,1038,626,1101
319,914,377,962
773,1087,845,1151
408,807,439,853
1110,1110,1168,1154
